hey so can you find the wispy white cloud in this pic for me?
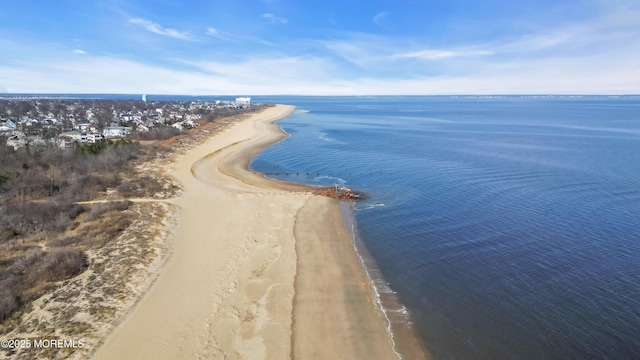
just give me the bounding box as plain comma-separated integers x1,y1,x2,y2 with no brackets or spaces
72,49,87,55
372,12,390,29
261,13,287,24
205,27,218,36
204,27,234,41
478,5,640,57
1,48,638,95
319,36,390,68
183,56,338,83
0,54,349,95
392,49,493,60
204,26,275,46
129,18,192,40
319,36,491,72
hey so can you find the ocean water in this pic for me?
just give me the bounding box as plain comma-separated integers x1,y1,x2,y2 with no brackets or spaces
248,96,640,360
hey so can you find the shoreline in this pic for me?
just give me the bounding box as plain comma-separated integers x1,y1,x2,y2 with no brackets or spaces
92,104,427,359
250,109,430,359
342,202,432,359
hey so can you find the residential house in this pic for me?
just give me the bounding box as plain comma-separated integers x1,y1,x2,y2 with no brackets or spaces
86,134,105,143
59,130,82,142
6,133,27,150
103,126,131,138
136,124,149,132
3,119,16,129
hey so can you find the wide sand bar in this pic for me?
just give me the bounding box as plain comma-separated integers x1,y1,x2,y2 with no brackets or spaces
92,105,426,359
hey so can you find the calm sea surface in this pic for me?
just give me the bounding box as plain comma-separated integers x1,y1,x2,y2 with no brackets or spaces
248,96,640,360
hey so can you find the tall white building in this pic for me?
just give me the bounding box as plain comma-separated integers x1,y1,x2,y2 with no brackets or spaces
235,97,251,108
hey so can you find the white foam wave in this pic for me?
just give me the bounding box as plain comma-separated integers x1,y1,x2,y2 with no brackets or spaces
348,216,403,360
314,175,346,185
318,132,347,144
391,305,410,318
318,132,332,142
356,203,386,211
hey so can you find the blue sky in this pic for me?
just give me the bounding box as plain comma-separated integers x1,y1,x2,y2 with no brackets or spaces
0,0,638,94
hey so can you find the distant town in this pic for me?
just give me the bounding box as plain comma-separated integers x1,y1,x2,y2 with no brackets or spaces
0,96,255,150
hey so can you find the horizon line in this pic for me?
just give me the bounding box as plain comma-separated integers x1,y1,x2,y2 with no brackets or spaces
1,93,639,97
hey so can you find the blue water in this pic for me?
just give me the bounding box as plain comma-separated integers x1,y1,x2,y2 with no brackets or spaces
248,96,640,360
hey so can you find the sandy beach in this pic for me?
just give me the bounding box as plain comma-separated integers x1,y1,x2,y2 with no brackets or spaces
92,104,428,359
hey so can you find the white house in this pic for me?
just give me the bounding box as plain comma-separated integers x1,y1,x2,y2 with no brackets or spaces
7,138,27,150
57,138,74,149
6,133,27,150
86,134,105,143
3,119,16,129
103,126,131,138
171,120,197,130
60,130,82,141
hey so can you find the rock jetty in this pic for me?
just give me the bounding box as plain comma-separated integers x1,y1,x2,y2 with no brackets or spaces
312,185,365,201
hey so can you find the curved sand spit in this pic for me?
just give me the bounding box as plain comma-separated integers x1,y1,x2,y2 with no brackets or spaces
92,105,429,360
